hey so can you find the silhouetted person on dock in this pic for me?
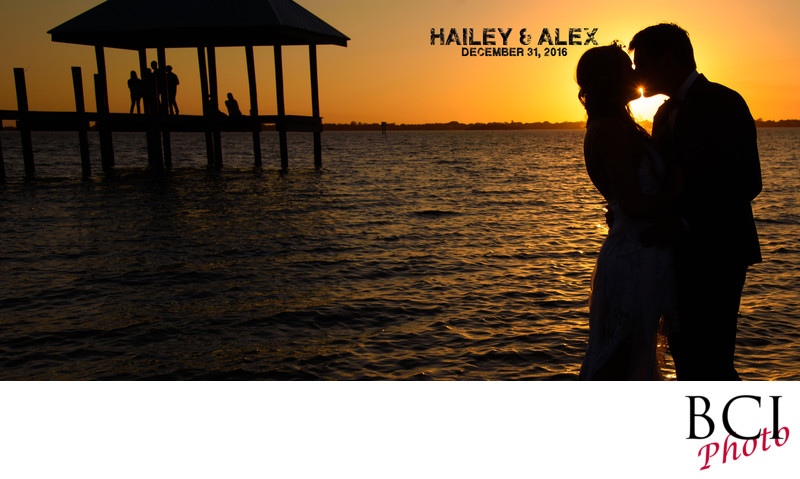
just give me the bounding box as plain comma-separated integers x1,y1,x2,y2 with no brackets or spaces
151,60,166,113
127,71,142,114
166,65,179,115
141,67,157,114
225,93,242,118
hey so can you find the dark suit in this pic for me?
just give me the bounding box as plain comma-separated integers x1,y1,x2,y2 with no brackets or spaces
653,74,762,380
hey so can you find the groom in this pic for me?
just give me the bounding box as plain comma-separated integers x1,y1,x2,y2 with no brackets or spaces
630,24,762,380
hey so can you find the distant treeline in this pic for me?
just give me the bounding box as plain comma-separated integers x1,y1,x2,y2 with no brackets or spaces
754,119,800,128
3,119,799,131
323,119,800,131
324,121,586,131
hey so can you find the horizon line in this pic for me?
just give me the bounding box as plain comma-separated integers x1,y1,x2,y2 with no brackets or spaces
321,118,800,130
3,118,798,132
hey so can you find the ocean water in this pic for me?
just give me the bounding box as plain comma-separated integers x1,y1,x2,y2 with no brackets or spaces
0,129,797,380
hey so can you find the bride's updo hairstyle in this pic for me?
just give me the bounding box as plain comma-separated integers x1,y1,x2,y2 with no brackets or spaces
576,41,636,122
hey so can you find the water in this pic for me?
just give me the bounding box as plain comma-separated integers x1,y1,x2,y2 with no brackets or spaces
0,129,797,380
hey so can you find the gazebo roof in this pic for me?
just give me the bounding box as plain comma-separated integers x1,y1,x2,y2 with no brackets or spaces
48,0,349,49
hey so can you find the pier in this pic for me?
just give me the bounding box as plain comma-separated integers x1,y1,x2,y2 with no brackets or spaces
0,0,349,180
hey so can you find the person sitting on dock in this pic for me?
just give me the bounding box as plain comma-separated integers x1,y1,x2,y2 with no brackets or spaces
225,92,242,118
166,65,179,115
127,71,142,114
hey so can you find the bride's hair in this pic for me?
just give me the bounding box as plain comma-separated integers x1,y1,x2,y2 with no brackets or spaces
576,42,642,129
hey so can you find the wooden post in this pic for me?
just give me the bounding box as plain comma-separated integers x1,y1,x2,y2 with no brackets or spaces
157,47,172,170
72,67,91,180
13,68,34,179
94,46,114,172
197,47,215,169
274,45,288,170
138,49,148,112
140,49,163,171
309,44,322,169
245,45,262,168
207,46,223,169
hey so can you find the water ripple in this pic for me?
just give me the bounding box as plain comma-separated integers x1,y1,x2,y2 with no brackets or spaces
0,130,797,380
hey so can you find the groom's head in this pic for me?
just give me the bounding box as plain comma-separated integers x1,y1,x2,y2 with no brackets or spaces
630,23,696,97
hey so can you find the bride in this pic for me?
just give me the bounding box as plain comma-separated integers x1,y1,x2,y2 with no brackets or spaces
576,42,680,380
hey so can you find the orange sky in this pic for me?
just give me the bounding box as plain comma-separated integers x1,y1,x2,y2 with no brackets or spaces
1,0,799,124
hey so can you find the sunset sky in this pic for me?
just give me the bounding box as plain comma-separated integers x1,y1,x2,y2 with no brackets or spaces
1,0,798,124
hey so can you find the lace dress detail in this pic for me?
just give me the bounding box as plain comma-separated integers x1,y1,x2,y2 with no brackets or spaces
579,143,676,380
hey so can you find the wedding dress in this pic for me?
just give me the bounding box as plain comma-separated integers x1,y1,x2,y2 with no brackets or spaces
579,142,676,380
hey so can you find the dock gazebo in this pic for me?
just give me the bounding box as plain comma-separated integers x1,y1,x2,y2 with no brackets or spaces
44,0,349,173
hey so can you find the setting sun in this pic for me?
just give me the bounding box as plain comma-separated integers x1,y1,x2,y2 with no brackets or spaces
630,88,668,124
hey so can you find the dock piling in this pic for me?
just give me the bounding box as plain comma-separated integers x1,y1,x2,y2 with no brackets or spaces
14,68,35,179
309,44,322,169
274,45,288,170
94,46,115,172
71,66,91,180
245,45,262,169
207,46,223,169
197,47,215,169
139,49,164,172
157,47,172,170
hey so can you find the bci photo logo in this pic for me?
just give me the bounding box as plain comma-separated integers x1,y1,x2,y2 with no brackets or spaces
687,395,790,471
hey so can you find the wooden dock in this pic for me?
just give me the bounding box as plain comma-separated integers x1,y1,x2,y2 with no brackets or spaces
1,0,350,181
0,63,323,181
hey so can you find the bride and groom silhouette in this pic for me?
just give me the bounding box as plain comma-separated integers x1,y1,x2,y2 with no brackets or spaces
577,24,762,380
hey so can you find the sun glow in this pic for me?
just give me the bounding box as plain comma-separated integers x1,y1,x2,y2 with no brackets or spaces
629,87,668,124
0,1,797,124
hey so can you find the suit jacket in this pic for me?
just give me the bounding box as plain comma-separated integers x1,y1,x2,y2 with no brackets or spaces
653,74,762,266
